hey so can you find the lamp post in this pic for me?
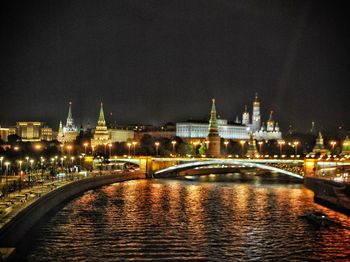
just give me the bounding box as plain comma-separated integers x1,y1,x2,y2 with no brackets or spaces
240,140,246,157
103,143,107,155
83,142,88,155
132,141,137,156
18,160,23,174
278,140,285,155
127,143,132,157
108,143,112,157
66,145,72,158
0,156,3,176
171,140,177,156
330,141,337,154
224,141,229,157
258,141,263,155
293,141,299,155
4,161,10,196
155,142,160,156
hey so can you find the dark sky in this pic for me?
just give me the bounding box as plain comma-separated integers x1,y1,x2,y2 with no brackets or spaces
1,0,349,132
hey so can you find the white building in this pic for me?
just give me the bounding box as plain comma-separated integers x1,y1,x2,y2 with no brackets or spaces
176,94,282,141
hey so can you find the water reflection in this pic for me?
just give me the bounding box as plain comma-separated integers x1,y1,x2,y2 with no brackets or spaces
22,174,350,261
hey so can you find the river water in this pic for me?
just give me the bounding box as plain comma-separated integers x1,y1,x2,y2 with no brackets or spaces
21,174,350,261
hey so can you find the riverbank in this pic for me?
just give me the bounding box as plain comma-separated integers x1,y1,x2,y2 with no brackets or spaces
0,171,146,260
304,177,350,215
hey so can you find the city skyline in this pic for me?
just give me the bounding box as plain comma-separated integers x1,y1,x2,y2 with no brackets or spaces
1,1,349,132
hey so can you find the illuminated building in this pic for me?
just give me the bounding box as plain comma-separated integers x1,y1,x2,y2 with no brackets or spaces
57,102,78,143
108,129,134,142
206,99,221,157
342,136,350,155
312,132,328,155
91,102,112,147
15,122,53,141
176,93,282,141
246,133,258,156
0,127,9,142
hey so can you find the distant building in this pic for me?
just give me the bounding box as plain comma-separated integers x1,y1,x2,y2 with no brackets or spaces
109,129,134,143
57,102,78,143
312,132,328,155
0,127,9,142
91,103,112,147
15,122,53,141
342,136,350,155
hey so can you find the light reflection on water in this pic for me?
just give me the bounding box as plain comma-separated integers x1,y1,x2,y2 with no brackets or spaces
22,174,350,261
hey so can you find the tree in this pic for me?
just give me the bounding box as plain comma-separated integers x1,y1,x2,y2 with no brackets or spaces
7,134,21,144
198,142,207,155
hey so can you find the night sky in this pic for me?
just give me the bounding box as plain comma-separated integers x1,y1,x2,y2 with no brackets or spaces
1,0,349,132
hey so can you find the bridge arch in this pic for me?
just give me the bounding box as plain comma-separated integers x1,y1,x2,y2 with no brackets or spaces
154,159,303,179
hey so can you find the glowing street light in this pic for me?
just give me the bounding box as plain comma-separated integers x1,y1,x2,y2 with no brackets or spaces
330,141,337,153
4,161,10,176
108,143,112,157
132,141,137,156
224,141,229,157
66,145,73,157
83,142,89,154
155,142,160,156
0,156,3,174
293,141,300,155
127,142,132,157
171,140,177,156
278,140,285,155
240,140,246,157
18,160,23,173
258,141,264,154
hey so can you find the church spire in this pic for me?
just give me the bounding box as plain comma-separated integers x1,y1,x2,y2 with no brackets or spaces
98,102,106,126
66,101,75,129
208,98,218,135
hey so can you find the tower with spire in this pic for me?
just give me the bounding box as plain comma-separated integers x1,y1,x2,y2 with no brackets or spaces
91,102,111,148
251,93,261,132
266,111,275,132
57,102,78,143
206,99,221,158
242,105,250,126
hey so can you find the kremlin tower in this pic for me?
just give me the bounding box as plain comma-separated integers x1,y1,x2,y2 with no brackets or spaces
57,102,78,143
251,93,261,132
206,99,221,158
91,102,111,148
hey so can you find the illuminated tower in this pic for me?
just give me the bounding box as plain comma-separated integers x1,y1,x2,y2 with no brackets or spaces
266,111,275,132
65,102,76,131
251,93,261,132
246,133,258,156
207,99,221,158
312,132,327,155
91,102,111,147
242,105,250,126
58,102,78,143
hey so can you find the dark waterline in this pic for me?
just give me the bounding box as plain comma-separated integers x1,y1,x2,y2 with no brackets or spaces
19,174,350,261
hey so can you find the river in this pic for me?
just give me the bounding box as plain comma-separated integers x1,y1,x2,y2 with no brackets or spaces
20,174,350,261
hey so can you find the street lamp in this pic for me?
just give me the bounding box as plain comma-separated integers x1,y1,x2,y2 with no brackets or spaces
278,140,285,155
240,140,246,157
258,141,263,155
224,141,229,157
0,156,3,175
127,142,132,157
330,141,337,153
293,141,300,155
171,140,177,156
132,141,137,156
83,142,89,155
18,160,23,174
103,143,107,155
155,142,160,156
66,145,73,157
4,161,10,192
108,143,112,157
